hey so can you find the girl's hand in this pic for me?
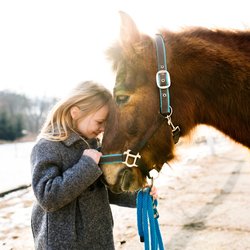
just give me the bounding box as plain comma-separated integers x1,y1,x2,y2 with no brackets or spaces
150,186,158,200
83,149,102,164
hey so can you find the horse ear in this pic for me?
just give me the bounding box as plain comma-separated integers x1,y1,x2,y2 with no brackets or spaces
119,11,140,45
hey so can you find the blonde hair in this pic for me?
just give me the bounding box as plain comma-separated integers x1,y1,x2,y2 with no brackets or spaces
39,81,112,141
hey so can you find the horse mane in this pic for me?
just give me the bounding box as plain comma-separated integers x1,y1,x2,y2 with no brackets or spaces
107,27,250,67
175,27,250,54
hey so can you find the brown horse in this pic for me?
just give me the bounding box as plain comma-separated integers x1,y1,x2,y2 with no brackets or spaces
100,11,250,193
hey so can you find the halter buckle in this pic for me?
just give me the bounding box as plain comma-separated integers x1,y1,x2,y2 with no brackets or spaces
122,149,141,168
156,70,171,89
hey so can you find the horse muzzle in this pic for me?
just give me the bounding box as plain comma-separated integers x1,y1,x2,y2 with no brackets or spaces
114,167,145,193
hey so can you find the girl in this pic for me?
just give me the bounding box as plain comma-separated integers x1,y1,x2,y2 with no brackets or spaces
30,81,139,250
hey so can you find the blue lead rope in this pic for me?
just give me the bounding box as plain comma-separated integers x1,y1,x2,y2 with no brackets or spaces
136,188,165,250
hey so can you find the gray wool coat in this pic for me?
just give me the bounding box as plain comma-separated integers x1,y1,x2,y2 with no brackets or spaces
30,132,137,250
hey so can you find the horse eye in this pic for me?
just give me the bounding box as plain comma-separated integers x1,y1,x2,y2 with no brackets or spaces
115,95,130,106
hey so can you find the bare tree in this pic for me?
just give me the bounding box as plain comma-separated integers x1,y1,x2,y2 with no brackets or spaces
0,91,57,140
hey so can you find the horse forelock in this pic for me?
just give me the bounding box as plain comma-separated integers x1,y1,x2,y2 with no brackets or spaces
106,34,156,73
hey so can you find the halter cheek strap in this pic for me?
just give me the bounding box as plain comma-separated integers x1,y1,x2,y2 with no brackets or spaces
155,34,180,143
155,34,171,116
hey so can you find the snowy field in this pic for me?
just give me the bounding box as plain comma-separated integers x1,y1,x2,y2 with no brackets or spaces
0,142,35,193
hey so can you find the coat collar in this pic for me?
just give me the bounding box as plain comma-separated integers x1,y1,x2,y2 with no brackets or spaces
62,131,99,148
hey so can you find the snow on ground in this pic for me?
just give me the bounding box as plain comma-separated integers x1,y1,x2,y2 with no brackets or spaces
0,141,35,193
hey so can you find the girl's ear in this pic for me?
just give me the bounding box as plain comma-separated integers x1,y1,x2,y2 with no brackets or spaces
70,106,81,120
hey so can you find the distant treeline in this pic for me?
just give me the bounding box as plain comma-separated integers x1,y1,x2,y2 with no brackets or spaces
0,91,57,141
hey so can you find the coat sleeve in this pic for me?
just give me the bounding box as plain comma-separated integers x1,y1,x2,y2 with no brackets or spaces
31,140,102,212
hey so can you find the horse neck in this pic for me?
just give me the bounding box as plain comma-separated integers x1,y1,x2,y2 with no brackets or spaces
166,30,250,147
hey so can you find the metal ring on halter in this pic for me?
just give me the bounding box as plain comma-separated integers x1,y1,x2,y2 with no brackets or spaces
166,106,173,119
146,169,159,188
166,107,179,131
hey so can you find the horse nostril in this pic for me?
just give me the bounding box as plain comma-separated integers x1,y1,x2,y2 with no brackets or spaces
120,168,134,191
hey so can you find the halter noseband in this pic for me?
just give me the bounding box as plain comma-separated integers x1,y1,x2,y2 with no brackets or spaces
100,34,180,176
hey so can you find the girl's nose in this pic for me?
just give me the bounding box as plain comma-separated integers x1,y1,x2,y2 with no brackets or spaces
99,124,105,132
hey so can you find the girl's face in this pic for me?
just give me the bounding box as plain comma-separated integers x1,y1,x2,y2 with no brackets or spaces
71,105,109,139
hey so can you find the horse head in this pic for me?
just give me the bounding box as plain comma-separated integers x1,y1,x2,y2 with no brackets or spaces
100,12,176,193
100,11,250,193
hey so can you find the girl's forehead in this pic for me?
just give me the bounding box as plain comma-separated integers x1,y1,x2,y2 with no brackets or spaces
93,105,109,119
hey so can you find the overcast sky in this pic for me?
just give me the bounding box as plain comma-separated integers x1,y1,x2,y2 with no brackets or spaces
0,0,249,98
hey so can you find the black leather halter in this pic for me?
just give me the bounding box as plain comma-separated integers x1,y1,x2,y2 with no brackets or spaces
100,34,180,176
155,34,180,142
